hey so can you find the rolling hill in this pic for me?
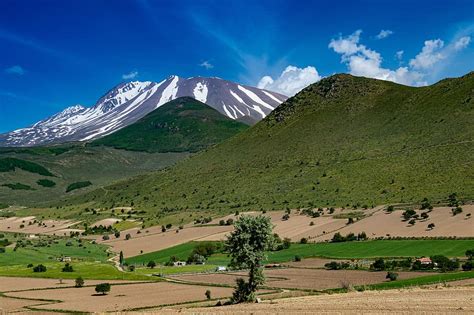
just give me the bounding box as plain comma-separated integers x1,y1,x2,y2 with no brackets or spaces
91,97,249,153
52,73,474,217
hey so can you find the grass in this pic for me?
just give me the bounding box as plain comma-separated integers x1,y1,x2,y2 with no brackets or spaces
0,157,54,176
113,220,141,231
63,73,474,220
126,239,474,267
0,146,189,208
91,97,248,153
1,183,34,190
359,271,474,290
0,239,110,266
0,261,153,280
66,181,92,193
133,264,218,275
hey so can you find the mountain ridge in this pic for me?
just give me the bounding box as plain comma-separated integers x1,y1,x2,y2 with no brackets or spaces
0,76,286,147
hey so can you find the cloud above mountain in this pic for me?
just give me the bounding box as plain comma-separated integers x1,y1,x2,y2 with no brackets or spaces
258,65,322,96
122,71,138,80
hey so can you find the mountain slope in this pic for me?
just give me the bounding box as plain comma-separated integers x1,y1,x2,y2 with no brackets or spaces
91,97,249,153
0,76,286,147
60,73,474,214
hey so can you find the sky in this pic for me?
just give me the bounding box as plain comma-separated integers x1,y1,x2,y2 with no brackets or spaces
1,0,473,133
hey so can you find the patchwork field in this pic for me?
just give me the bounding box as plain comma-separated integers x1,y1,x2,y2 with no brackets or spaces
4,281,235,313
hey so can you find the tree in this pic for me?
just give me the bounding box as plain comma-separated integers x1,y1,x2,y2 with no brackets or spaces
408,219,416,226
462,261,473,271
282,213,290,221
452,207,463,216
300,237,308,244
119,251,124,266
428,223,435,230
225,215,273,303
386,272,398,281
147,260,156,269
125,233,131,240
114,231,121,238
205,289,211,300
386,205,395,212
95,283,111,295
219,220,225,226
62,263,74,272
421,212,429,220
332,232,345,243
33,264,47,272
347,218,354,225
466,249,474,260
282,238,292,249
75,276,84,288
371,258,385,271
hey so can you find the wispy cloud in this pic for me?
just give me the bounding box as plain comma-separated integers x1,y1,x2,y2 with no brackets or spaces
122,71,139,80
376,29,393,40
199,60,214,69
5,65,25,75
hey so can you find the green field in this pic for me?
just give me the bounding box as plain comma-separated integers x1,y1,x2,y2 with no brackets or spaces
0,261,152,280
62,73,474,221
126,239,474,266
0,239,110,266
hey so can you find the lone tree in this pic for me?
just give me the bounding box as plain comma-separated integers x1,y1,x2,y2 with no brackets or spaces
95,283,111,295
75,276,84,288
119,251,124,266
226,215,273,303
147,260,156,269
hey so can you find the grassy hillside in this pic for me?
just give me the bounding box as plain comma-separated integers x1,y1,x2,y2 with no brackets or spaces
52,73,474,218
0,146,189,207
91,97,248,153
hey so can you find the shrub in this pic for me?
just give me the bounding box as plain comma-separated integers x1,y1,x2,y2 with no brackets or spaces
114,231,121,238
37,179,56,188
0,248,5,254
300,237,308,244
466,249,474,260
431,255,459,272
282,238,292,249
402,209,416,220
294,255,302,262
386,205,395,212
102,235,110,241
282,213,290,221
95,283,111,295
27,263,33,268
62,263,74,272
226,218,234,225
219,220,225,226
75,277,84,288
125,233,131,240
66,181,92,193
33,264,47,272
428,223,435,230
371,258,385,271
205,289,212,300
452,207,463,216
386,271,398,281
462,261,473,271
147,261,156,269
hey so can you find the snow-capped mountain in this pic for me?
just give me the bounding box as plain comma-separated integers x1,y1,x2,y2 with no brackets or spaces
0,76,287,147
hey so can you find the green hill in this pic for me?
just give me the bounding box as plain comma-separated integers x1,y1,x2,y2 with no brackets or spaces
91,97,249,153
56,73,474,217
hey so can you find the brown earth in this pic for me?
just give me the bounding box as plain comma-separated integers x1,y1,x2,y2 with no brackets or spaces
0,216,81,235
170,268,430,290
164,286,474,314
5,281,235,313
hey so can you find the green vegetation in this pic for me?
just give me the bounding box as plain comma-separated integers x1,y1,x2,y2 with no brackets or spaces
127,239,474,266
113,220,141,231
0,157,54,176
0,146,71,156
37,179,56,188
91,97,248,153
95,282,111,295
66,73,474,218
66,181,92,192
1,183,34,190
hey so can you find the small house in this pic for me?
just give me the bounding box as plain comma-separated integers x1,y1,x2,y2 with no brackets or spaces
417,257,432,265
216,266,227,272
173,261,186,266
60,256,72,262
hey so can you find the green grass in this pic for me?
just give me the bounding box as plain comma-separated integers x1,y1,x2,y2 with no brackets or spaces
358,271,474,290
1,183,34,190
0,146,189,208
0,239,110,266
37,179,56,188
0,157,54,176
91,97,248,153
113,220,141,231
66,181,92,193
64,73,474,219
0,261,153,280
133,264,218,275
126,239,474,267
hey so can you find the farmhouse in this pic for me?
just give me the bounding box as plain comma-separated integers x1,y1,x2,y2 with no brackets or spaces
416,257,432,265
173,261,186,266
59,256,72,262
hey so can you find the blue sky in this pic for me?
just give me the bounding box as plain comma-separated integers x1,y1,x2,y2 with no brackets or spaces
1,0,473,133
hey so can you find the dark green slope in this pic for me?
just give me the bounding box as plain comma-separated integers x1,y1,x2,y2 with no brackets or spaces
91,97,249,153
67,73,474,214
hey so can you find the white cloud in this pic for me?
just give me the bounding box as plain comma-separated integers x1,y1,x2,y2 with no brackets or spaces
376,29,393,40
122,71,138,80
329,30,424,86
199,60,214,69
395,50,404,60
329,30,472,87
4,65,25,75
454,36,471,50
257,65,322,96
409,39,445,70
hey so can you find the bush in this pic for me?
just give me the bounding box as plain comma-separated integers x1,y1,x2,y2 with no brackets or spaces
66,181,92,193
95,283,111,295
219,220,225,226
226,218,234,225
371,258,385,271
325,261,350,270
300,237,308,244
0,248,5,254
386,271,398,281
147,261,156,269
27,263,33,268
102,235,110,241
282,238,291,249
462,261,473,271
282,213,290,221
452,207,463,216
294,255,302,262
75,277,84,288
205,289,211,300
125,233,131,240
431,255,459,272
428,223,435,230
37,179,56,188
33,264,47,272
62,263,74,272
386,205,395,212
402,209,416,220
